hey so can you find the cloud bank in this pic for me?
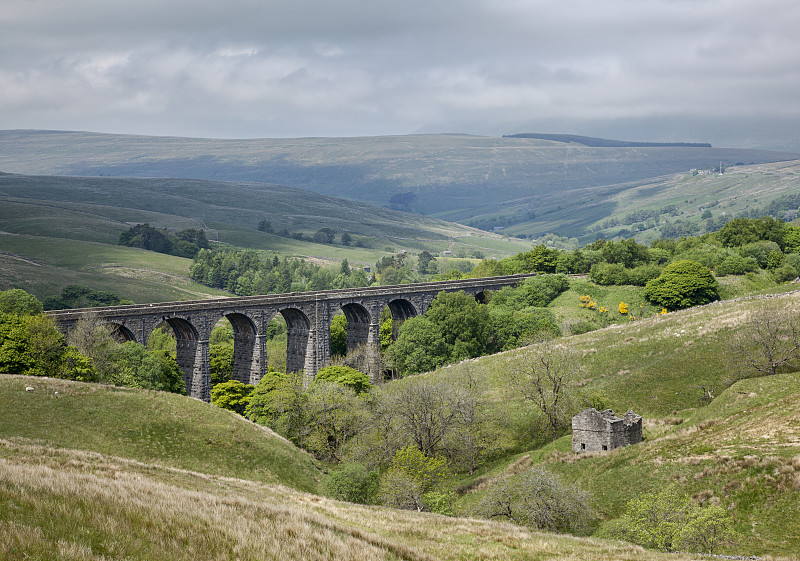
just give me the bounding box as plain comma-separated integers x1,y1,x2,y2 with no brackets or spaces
2,0,799,148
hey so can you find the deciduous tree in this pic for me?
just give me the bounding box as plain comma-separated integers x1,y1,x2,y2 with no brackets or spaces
727,300,800,380
508,334,580,439
475,466,593,533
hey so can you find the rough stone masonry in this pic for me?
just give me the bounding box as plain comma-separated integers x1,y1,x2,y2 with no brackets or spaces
572,408,642,453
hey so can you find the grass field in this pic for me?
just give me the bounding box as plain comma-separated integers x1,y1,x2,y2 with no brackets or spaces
3,288,800,558
0,234,231,303
0,170,532,302
0,375,321,491
6,372,792,561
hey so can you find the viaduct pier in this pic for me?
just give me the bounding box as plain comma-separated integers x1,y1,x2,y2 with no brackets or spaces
47,274,534,401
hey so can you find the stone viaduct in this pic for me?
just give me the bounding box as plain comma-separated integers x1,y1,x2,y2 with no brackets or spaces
47,274,535,402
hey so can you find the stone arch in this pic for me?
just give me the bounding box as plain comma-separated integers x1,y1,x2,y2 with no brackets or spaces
279,307,311,375
105,322,136,343
387,298,418,339
223,312,263,386
339,302,372,354
387,298,418,322
474,290,490,305
158,316,206,401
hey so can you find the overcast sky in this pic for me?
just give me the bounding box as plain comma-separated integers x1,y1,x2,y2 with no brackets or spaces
2,0,800,149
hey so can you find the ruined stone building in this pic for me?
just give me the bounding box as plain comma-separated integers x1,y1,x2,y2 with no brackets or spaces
572,408,642,453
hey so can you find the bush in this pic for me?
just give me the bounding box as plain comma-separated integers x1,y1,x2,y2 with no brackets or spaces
644,260,719,311
518,274,570,306
323,462,380,504
589,262,629,285
715,255,759,276
315,365,371,394
596,485,735,553
772,264,798,283
739,240,781,268
211,379,254,415
474,466,593,533
626,264,663,286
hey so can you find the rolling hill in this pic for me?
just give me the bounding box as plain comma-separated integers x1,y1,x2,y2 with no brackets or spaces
2,289,799,559
0,171,530,303
1,130,796,241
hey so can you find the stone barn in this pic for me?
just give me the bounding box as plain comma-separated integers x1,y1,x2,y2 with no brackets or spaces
572,408,642,453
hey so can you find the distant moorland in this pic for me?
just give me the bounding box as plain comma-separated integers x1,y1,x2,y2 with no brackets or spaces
1,130,796,240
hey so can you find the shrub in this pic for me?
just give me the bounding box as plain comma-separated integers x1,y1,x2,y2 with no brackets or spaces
644,260,719,311
322,462,380,504
315,365,371,394
589,262,628,285
739,240,781,268
715,255,759,276
626,264,662,286
597,485,735,553
211,379,254,415
772,264,798,283
475,466,593,533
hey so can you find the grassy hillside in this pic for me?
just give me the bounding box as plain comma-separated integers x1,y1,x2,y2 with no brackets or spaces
538,159,800,243
0,171,529,302
434,287,800,556
0,234,231,303
0,375,322,492
1,130,796,240
2,289,800,558
0,377,748,561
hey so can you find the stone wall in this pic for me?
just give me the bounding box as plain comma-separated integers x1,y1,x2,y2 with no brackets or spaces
572,408,642,453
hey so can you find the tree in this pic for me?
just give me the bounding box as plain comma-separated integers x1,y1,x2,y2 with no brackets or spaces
386,316,449,375
315,365,371,394
384,374,466,457
66,315,118,379
211,379,253,415
322,462,379,504
716,216,786,248
340,232,352,246
378,445,452,512
518,245,560,273
424,290,494,361
147,325,176,355
209,343,234,385
0,289,43,315
103,342,185,394
304,380,363,461
329,314,348,357
508,334,580,439
0,313,62,376
313,228,336,244
417,251,436,274
475,466,593,533
244,369,286,424
644,260,719,310
598,486,735,553
254,371,310,447
727,300,800,380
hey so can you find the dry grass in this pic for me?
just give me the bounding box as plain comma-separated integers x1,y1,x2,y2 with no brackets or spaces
0,439,732,561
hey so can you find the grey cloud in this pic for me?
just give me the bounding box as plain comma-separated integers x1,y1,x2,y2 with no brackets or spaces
1,0,799,147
